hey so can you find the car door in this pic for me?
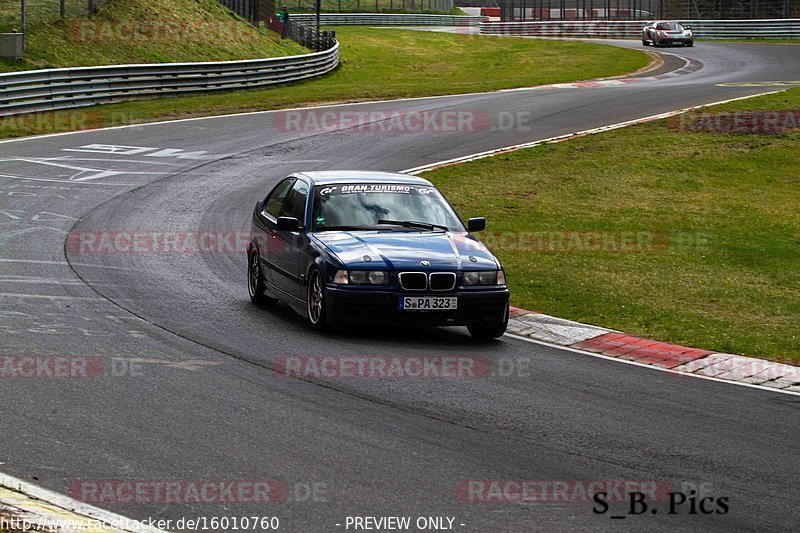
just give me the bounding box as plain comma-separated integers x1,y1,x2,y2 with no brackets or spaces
269,178,310,299
254,177,295,286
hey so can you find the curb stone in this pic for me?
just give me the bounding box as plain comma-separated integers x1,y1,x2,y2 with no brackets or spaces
0,473,165,533
506,307,800,392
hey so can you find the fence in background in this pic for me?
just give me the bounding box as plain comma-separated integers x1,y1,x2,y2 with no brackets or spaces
499,0,663,20
479,18,800,38
267,19,337,50
216,0,456,19
495,1,798,21
0,0,112,32
291,12,486,24
217,0,261,22
288,0,455,14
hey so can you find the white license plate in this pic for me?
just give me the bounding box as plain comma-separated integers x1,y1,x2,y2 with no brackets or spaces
400,296,458,311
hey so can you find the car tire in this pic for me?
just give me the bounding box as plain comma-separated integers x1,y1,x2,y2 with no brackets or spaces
306,268,328,331
248,250,277,305
642,38,649,46
467,303,509,340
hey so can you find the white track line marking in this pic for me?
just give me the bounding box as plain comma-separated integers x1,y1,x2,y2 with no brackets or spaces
0,277,96,285
0,53,780,147
505,334,800,397
0,259,133,270
0,174,136,186
0,293,106,301
401,90,788,173
0,89,546,146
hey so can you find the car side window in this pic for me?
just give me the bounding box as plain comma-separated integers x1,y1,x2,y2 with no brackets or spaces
265,178,295,218
280,180,310,226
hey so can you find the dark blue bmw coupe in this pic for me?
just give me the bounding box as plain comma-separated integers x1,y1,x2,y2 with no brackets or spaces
247,171,510,339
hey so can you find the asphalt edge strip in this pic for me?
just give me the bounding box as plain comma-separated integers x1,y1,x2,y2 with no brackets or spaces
0,44,794,523
597,49,667,79
506,332,800,398
0,473,166,532
402,90,785,173
0,39,669,147
402,90,800,397
0,45,675,526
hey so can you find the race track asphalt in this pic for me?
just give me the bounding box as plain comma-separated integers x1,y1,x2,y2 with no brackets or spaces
1,39,799,531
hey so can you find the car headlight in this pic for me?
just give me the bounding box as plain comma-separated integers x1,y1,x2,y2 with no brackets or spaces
463,270,503,286
340,270,389,285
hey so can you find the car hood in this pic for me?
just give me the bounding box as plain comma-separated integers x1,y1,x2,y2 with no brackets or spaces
313,231,499,270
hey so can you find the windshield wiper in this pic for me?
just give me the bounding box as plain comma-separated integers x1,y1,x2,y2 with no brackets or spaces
377,219,449,231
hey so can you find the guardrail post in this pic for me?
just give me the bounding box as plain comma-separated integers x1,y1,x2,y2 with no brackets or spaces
20,0,26,51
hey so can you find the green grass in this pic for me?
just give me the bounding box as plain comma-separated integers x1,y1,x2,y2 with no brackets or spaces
0,26,647,138
0,0,306,72
425,89,800,363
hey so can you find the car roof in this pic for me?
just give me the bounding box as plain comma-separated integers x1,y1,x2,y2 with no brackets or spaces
294,171,433,187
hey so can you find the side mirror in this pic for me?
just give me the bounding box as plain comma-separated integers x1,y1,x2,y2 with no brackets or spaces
467,217,486,232
276,216,300,232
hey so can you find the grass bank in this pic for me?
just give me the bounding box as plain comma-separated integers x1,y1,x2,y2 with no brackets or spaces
0,0,306,72
0,26,647,138
425,89,800,363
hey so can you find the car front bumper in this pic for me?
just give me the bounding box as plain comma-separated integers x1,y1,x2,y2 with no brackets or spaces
655,37,693,45
325,286,510,326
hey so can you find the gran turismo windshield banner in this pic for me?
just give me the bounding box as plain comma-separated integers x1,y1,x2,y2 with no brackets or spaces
317,184,435,196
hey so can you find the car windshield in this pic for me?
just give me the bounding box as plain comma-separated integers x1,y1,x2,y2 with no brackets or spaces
657,22,683,31
311,183,465,232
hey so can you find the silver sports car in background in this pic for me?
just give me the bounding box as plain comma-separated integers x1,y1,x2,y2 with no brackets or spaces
642,21,694,47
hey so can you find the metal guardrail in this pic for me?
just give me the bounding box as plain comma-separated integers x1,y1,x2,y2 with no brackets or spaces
291,13,488,25
0,42,339,117
479,19,800,39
